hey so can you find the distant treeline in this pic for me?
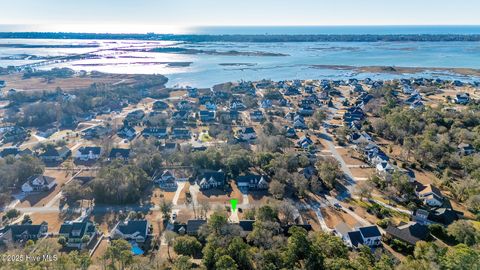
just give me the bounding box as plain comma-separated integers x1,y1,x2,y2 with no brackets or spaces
1,32,480,42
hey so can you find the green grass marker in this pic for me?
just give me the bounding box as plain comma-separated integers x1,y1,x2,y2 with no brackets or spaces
230,199,238,212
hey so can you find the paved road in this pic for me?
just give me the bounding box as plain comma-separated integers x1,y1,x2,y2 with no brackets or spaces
372,199,412,215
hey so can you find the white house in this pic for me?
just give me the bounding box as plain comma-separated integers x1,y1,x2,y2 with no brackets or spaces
416,184,444,207
197,169,225,190
376,161,394,179
22,175,57,193
76,146,101,161
154,170,177,189
237,127,256,141
236,175,269,192
346,225,382,248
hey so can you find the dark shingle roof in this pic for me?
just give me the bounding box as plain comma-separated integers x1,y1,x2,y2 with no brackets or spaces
347,231,364,248
238,220,255,232
59,221,94,238
78,146,101,155
186,220,207,234
115,220,148,238
358,225,381,238
386,222,429,245
109,148,130,159
6,224,44,237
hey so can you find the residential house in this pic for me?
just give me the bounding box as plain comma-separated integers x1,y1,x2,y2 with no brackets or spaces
351,84,364,93
413,208,460,226
236,175,269,192
172,110,190,121
186,220,207,235
22,175,57,193
405,93,422,105
108,148,130,160
298,106,314,117
199,110,216,122
346,225,382,248
176,100,193,111
284,86,300,96
152,100,169,110
458,143,475,155
249,110,264,121
36,127,58,138
125,110,145,124
38,146,71,163
58,221,98,249
187,88,198,98
452,80,464,87
343,107,365,124
82,125,111,139
297,136,314,150
293,116,308,129
237,127,256,141
402,85,414,94
76,146,101,161
110,220,150,243
171,128,191,140
117,125,136,140
1,126,28,143
197,169,225,190
279,98,290,107
230,100,247,111
142,127,168,139
285,127,297,138
348,132,372,145
261,99,272,109
0,147,32,159
385,222,429,246
0,222,48,244
453,93,470,105
161,142,179,154
416,184,444,207
154,170,178,189
410,99,424,110
205,102,217,111
376,161,394,179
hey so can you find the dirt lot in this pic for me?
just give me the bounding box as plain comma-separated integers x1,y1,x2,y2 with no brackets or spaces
300,209,322,231
321,207,359,229
0,73,138,92
337,148,368,166
150,187,176,206
30,212,64,233
350,167,375,179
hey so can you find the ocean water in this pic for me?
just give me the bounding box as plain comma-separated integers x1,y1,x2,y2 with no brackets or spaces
0,26,480,87
1,25,480,35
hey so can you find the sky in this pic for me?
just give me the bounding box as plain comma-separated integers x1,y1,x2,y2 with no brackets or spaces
0,0,479,32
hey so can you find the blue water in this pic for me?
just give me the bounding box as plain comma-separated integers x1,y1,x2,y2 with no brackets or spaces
185,25,480,35
1,25,480,35
131,243,144,255
1,25,480,87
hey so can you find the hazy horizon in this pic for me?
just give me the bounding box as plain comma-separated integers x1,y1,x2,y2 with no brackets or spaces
1,0,480,28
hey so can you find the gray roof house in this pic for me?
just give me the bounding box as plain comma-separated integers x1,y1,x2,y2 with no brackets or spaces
110,220,150,243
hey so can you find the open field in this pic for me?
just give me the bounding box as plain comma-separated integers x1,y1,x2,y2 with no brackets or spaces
0,73,139,92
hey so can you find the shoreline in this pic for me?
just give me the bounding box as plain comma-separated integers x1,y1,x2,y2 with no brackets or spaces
1,32,480,42
310,65,480,77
